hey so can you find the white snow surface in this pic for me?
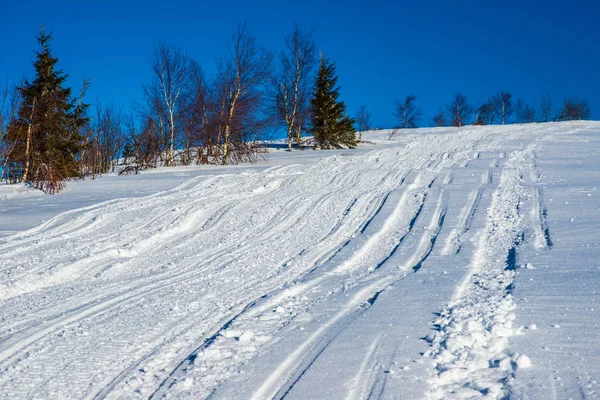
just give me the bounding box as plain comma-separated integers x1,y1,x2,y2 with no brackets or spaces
1,122,600,399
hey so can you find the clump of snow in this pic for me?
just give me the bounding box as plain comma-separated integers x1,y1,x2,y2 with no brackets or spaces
238,331,254,343
515,354,532,369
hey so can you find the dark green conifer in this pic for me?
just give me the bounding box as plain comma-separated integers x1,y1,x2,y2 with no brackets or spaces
309,56,356,149
3,27,89,192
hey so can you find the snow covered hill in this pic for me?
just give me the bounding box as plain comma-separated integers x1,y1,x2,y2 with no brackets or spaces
1,122,599,399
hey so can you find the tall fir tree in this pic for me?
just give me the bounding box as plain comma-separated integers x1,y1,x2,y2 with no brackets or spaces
3,28,89,192
309,56,356,149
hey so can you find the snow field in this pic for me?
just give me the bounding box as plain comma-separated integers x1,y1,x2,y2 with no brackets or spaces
0,122,598,399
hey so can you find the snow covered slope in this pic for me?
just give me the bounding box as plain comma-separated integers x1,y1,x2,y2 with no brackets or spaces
0,122,599,399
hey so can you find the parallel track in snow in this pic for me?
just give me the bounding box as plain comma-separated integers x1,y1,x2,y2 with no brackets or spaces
0,123,576,399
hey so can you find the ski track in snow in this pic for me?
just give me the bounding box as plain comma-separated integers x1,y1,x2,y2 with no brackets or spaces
0,122,594,399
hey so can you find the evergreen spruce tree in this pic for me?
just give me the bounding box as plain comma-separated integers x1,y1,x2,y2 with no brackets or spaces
309,56,356,149
3,28,89,193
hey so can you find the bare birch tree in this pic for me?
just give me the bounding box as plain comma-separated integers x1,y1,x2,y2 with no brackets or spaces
125,112,161,169
522,103,536,123
495,91,513,125
539,94,553,122
89,101,124,174
145,43,193,167
0,82,15,180
433,110,446,127
394,95,422,128
515,98,524,123
0,82,9,138
213,23,272,164
273,25,316,150
1,83,23,182
557,98,591,121
182,61,212,164
474,101,492,125
355,104,371,139
447,93,472,127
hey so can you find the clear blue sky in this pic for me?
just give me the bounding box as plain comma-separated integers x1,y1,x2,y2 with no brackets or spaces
1,0,599,127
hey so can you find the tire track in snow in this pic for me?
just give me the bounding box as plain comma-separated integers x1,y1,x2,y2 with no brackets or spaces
410,190,448,272
267,189,448,398
425,148,538,399
0,174,315,299
346,334,381,400
2,185,404,396
0,174,217,255
192,138,492,400
2,152,420,398
0,133,492,399
142,297,263,400
159,138,489,399
441,167,495,257
0,188,348,364
212,181,451,400
139,192,393,399
142,173,424,399
530,187,553,249
285,169,410,278
249,277,395,400
481,168,492,184
441,188,484,256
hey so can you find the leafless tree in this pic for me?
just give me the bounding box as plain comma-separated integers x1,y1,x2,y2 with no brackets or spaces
86,101,124,175
0,82,15,180
0,83,12,162
387,128,401,140
494,91,513,125
485,96,500,125
473,99,489,125
272,25,316,150
140,85,166,165
355,104,371,139
0,82,9,136
539,94,553,122
446,93,472,127
522,104,536,123
126,112,161,169
557,98,591,121
433,110,446,127
144,43,193,167
474,101,494,125
179,60,213,164
393,95,422,129
515,98,524,123
213,23,272,164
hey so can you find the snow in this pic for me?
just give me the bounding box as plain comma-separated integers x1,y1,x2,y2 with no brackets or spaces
0,122,599,399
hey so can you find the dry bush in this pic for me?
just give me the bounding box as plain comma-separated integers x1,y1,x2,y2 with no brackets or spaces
32,163,66,194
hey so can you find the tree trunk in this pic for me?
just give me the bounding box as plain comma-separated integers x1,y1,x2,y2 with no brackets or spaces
21,98,37,182
169,109,175,166
222,87,241,165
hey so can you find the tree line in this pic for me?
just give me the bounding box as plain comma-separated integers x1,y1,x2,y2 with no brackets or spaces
0,25,593,194
0,24,355,193
377,91,590,131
